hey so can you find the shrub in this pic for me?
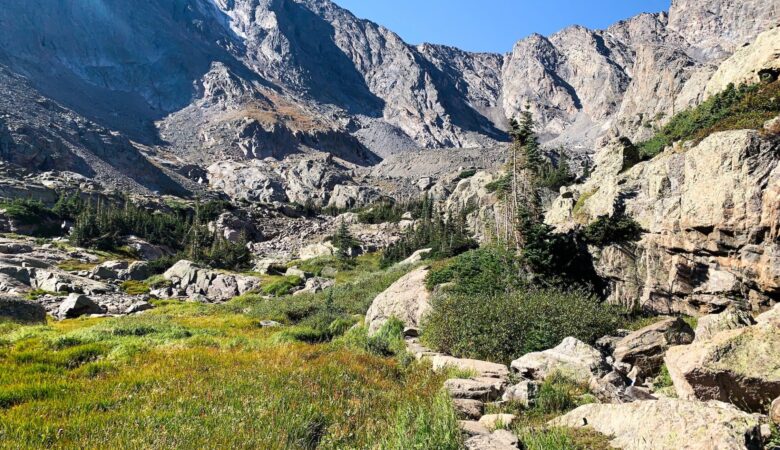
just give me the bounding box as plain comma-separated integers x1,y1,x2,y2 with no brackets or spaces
457,169,477,180
422,288,622,364
637,80,780,159
485,173,511,195
582,213,643,247
262,276,304,297
425,247,525,295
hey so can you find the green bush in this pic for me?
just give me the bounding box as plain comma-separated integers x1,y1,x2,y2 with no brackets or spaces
422,288,622,365
425,247,525,295
262,276,304,297
457,169,477,180
582,213,643,247
637,80,780,159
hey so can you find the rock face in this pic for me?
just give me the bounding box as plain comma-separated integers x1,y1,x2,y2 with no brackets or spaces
510,337,608,383
552,398,765,450
694,307,756,342
547,126,780,315
613,317,694,379
705,27,780,96
162,260,260,302
665,318,780,413
364,267,431,335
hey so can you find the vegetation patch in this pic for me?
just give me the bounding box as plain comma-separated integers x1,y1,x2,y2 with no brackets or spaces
120,280,151,296
583,213,643,247
637,80,780,159
425,247,525,295
422,288,622,365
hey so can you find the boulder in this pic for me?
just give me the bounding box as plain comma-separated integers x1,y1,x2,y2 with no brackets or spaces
292,277,335,296
551,398,765,450
444,378,501,401
90,260,129,280
58,293,103,319
120,261,153,281
756,303,780,327
510,337,608,383
458,420,491,437
452,399,484,420
478,414,516,431
464,430,519,450
771,396,780,425
125,301,153,314
588,371,631,403
502,380,540,406
0,296,46,323
694,307,755,342
398,248,432,266
364,266,431,335
613,317,694,379
126,236,170,261
163,260,261,302
298,242,336,260
665,322,780,412
430,355,510,379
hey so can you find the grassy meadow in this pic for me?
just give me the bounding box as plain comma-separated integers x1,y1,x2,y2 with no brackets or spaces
0,255,462,449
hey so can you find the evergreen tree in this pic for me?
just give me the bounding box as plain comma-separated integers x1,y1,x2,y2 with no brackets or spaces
332,220,361,259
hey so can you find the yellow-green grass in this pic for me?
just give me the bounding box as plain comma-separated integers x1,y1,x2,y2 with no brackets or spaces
0,303,460,449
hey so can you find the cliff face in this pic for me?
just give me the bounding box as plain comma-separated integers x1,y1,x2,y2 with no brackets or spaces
0,0,777,177
546,120,780,315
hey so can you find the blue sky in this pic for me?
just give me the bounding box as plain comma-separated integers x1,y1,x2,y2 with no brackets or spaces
334,0,671,53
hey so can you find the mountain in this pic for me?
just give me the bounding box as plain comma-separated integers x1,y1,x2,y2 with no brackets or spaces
0,0,776,194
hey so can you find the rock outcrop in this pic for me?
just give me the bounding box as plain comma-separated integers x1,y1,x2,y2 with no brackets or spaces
0,296,46,323
665,312,780,413
364,267,431,335
547,124,780,315
162,260,260,302
552,398,765,450
510,337,609,383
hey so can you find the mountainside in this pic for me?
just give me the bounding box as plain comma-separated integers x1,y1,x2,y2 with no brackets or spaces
0,0,777,195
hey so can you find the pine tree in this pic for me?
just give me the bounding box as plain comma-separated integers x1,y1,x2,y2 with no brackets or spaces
332,220,360,259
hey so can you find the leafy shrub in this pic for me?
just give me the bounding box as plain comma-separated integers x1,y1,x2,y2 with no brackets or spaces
262,276,304,297
425,247,525,295
637,80,780,159
457,169,477,180
422,288,622,364
582,213,643,247
485,173,512,195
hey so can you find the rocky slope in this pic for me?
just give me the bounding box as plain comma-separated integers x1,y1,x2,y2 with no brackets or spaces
0,0,776,198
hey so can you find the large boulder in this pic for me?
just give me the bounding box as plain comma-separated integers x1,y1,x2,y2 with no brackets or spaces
772,396,780,425
0,296,46,323
57,293,104,319
430,355,509,379
163,260,261,302
613,317,694,379
364,266,431,335
510,337,608,383
665,321,780,413
694,307,755,342
551,398,765,450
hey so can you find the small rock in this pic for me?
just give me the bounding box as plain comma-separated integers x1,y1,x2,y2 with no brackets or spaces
260,320,282,328
125,301,153,314
452,399,484,420
285,267,310,279
502,380,540,406
478,414,516,431
465,430,519,450
458,420,491,437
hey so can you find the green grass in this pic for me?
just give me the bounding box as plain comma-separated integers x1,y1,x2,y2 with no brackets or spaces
120,280,151,296
261,276,304,297
24,289,61,301
0,275,460,448
637,80,780,159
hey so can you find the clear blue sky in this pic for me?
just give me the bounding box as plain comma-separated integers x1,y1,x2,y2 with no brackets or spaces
334,0,671,53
